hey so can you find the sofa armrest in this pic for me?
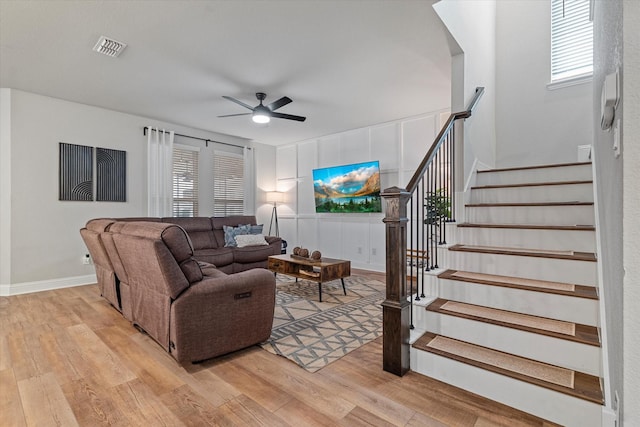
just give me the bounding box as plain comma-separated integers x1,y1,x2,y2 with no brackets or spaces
169,268,276,363
264,236,281,244
264,236,283,255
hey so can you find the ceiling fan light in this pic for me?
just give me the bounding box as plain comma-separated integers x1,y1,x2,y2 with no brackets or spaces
252,112,270,124
252,105,271,123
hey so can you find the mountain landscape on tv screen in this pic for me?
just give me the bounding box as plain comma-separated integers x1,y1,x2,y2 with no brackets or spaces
313,161,382,213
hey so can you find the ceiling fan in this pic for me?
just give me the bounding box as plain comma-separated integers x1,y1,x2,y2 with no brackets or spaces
218,92,306,124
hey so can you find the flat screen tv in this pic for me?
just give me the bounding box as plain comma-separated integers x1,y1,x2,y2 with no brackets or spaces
312,160,382,213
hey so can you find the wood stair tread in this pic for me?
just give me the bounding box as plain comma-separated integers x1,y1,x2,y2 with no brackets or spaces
457,223,595,231
448,244,596,261
465,201,594,207
426,298,600,347
438,269,598,300
413,332,603,405
476,161,591,174
471,180,592,190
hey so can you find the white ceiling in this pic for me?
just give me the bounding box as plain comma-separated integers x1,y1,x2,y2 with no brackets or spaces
0,0,453,146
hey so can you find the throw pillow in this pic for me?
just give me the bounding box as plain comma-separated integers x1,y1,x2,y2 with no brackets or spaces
223,224,251,247
235,234,269,248
249,224,264,235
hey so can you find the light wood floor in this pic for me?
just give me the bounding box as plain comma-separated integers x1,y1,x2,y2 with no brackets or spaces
0,270,558,427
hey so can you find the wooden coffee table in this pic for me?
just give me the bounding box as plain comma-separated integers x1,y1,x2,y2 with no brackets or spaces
268,254,351,302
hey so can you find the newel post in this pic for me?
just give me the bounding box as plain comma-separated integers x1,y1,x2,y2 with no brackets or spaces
381,186,411,376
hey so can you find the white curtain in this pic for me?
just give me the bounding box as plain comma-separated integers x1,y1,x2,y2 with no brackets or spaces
147,127,174,216
243,146,255,214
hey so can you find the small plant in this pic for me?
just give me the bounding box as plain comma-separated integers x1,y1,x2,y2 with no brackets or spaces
424,188,451,225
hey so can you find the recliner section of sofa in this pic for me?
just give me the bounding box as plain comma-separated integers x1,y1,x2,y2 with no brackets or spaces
101,221,135,320
80,219,120,310
210,215,282,273
111,215,281,274
163,216,235,272
110,221,276,363
80,215,281,358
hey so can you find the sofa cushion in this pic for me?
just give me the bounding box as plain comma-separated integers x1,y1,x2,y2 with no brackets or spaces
115,217,162,222
235,234,268,247
112,222,190,301
234,243,277,263
193,247,234,267
161,217,217,250
85,218,116,233
160,226,203,284
223,224,251,247
249,224,264,234
211,215,258,246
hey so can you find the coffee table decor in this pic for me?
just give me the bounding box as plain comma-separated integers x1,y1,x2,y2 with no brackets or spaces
268,254,350,302
290,246,321,261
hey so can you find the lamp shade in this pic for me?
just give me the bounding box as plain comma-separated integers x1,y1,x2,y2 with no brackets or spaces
266,191,284,203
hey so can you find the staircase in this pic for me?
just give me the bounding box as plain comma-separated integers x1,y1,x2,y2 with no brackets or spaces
410,162,605,427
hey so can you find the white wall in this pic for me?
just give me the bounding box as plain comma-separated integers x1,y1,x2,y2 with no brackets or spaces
0,89,11,288
275,110,448,272
592,0,624,420
495,0,593,168
434,0,594,172
0,89,257,294
253,142,277,231
622,2,640,425
434,0,497,184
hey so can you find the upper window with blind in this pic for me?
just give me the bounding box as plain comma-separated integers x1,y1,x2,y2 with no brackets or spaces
213,151,244,216
550,0,593,84
172,145,199,217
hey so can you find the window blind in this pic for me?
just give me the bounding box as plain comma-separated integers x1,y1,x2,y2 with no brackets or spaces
172,146,199,217
551,0,593,82
214,151,244,216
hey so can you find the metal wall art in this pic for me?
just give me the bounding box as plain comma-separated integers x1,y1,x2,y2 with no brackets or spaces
59,143,93,201
59,143,127,202
96,147,126,202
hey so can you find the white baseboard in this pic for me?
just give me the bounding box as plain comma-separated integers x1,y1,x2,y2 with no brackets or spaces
351,260,385,273
0,274,97,296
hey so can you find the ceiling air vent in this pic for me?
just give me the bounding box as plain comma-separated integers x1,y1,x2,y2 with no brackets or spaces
93,36,127,58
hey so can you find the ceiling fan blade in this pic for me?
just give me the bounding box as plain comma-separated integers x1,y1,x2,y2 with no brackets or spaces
271,112,306,122
267,96,292,112
217,113,252,118
222,96,255,111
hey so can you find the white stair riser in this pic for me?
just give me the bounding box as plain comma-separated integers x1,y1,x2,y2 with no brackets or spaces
447,250,597,286
470,183,594,204
458,227,596,252
466,205,594,226
405,223,458,245
437,278,599,326
421,311,601,376
406,245,450,272
406,271,440,298
411,349,602,427
476,164,592,186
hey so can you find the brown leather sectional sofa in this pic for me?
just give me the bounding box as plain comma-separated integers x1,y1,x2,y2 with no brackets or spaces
108,215,282,274
80,216,279,363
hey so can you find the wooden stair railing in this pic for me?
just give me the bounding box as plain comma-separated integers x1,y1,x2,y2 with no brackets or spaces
381,87,485,376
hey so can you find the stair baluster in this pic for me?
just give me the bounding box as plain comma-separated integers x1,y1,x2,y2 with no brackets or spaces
381,87,484,376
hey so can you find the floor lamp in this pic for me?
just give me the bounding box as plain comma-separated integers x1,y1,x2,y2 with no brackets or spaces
266,191,284,237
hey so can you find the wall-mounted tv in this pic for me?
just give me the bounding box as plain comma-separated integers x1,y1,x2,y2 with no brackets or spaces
312,160,382,213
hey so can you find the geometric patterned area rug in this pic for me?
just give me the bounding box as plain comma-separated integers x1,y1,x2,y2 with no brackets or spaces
260,275,385,372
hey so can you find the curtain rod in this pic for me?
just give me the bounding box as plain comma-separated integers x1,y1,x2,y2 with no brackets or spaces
143,126,251,150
